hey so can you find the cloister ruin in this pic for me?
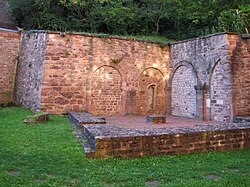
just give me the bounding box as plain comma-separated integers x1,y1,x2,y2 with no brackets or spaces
0,29,249,158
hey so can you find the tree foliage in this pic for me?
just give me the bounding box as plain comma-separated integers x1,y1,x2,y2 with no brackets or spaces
7,0,250,40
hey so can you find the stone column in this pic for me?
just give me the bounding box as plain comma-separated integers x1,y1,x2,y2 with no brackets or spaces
167,86,172,115
204,84,211,121
195,84,203,120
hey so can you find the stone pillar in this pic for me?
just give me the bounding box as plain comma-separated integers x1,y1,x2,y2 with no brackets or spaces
205,85,211,121
167,86,172,115
202,84,210,121
195,84,203,120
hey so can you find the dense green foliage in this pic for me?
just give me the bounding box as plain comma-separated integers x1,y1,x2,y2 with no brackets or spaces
0,107,250,186
7,0,250,40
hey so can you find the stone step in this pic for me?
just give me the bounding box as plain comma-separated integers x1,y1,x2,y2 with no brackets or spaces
82,126,96,151
233,116,250,123
68,112,106,156
68,112,106,129
72,126,96,155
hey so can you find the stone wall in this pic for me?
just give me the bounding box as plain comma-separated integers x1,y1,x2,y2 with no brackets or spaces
228,34,250,116
40,32,169,115
14,32,47,111
170,34,233,122
9,31,249,119
0,30,20,103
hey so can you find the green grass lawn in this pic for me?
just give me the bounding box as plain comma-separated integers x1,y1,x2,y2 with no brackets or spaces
0,107,249,187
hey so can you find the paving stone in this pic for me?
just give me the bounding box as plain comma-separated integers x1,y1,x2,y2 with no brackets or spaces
204,175,221,180
145,180,161,187
24,112,49,124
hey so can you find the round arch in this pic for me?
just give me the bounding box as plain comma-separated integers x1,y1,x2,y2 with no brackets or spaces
90,65,123,116
91,65,124,82
209,59,232,122
169,61,200,86
170,61,198,118
137,67,165,115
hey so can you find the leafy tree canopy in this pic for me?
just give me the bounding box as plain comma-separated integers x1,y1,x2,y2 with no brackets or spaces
7,0,250,40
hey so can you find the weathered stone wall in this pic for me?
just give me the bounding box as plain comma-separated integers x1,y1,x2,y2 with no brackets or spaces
14,32,47,111
40,32,169,115
0,30,20,103
228,35,250,116
170,34,233,122
10,31,248,120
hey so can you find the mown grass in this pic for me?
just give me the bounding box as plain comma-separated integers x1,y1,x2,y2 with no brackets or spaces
0,107,249,187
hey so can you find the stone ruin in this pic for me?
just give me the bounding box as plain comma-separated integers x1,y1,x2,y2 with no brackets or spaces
1,29,250,158
1,30,249,123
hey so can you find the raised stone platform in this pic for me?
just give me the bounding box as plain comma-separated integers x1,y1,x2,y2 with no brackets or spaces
69,113,250,159
83,123,250,158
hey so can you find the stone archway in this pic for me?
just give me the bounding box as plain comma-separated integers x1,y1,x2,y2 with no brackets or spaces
210,60,232,122
137,68,165,115
171,65,197,118
91,66,122,116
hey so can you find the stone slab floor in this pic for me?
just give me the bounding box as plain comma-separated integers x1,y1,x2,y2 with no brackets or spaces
106,115,224,129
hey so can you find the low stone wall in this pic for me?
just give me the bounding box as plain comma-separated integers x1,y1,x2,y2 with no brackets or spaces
0,30,20,103
83,123,250,158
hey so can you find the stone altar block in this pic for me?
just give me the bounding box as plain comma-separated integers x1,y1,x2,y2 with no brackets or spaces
146,115,166,124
